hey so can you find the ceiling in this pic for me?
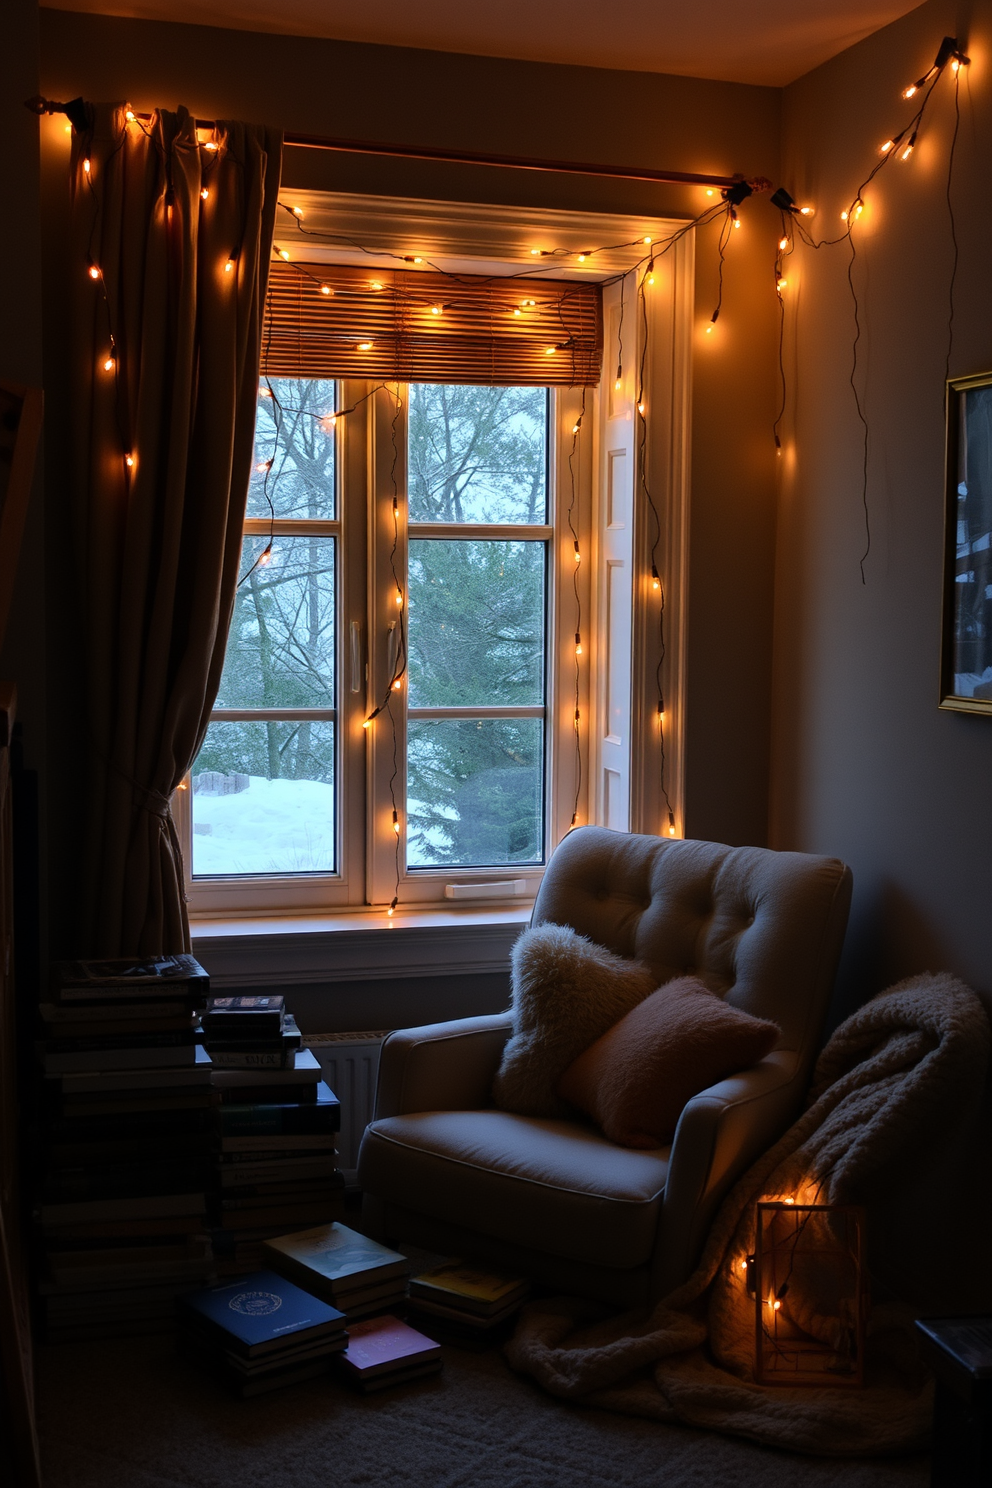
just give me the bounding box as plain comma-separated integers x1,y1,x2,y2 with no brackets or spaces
46,0,925,87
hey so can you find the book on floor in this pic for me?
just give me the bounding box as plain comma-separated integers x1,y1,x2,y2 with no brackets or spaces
262,1221,408,1302
177,1269,346,1358
409,1260,530,1316
336,1314,441,1386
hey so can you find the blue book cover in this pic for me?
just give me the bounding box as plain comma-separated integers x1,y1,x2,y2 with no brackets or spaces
178,1270,345,1357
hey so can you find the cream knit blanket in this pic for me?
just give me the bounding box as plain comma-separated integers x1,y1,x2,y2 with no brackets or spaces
505,973,991,1455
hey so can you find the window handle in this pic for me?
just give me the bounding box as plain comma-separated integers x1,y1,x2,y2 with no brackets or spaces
350,621,363,693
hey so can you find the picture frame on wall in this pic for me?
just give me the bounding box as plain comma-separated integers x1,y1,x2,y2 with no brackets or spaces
941,371,992,714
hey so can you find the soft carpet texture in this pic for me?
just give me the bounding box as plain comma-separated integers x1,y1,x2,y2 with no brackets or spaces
507,973,991,1456
35,1328,930,1488
493,923,656,1119
557,976,780,1147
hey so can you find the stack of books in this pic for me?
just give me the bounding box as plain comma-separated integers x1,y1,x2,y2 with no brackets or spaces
262,1221,409,1321
199,997,345,1276
36,956,214,1341
336,1314,442,1392
407,1261,531,1346
178,1269,348,1396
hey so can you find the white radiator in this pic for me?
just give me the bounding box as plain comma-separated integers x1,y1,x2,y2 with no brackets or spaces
309,1032,387,1186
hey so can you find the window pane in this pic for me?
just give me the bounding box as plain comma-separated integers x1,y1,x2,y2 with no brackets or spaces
191,720,335,877
407,540,545,707
216,536,335,709
248,378,336,519
407,718,544,868
408,385,547,523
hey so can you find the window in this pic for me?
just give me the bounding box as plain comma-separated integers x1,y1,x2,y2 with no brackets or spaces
179,195,691,919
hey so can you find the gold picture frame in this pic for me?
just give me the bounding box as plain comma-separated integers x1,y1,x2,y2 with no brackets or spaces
941,371,992,714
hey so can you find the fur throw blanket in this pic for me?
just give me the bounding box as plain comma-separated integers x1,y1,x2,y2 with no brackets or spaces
505,973,991,1455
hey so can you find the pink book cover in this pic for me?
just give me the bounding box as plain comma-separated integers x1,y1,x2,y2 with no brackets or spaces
341,1315,440,1376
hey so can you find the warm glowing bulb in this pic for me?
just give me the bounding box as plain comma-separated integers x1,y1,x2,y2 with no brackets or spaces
513,308,522,317
733,217,741,230
125,110,136,122
200,188,209,200
546,347,558,356
320,284,333,296
903,84,918,99
575,632,583,656
667,824,676,836
292,205,304,219
637,401,645,415
951,58,960,74
387,905,394,917
362,718,372,729
643,235,652,244
777,277,788,290
103,356,115,372
256,459,273,473
530,248,541,256
740,1261,748,1271
370,280,383,290
320,414,337,434
395,589,403,606
413,256,423,264
784,1197,795,1205
278,248,290,260
646,272,655,286
773,1300,782,1312
392,678,401,691
840,210,849,222
430,304,443,315
800,206,813,216
614,378,622,391
83,158,91,174
258,547,272,567
64,123,72,135
88,264,101,280
358,341,373,351
204,141,218,152
705,324,714,334
778,236,788,251
392,811,400,836
573,541,581,563
705,188,715,197
901,143,914,161
880,140,894,155
577,253,588,263
224,260,234,272
125,453,134,468
853,202,864,218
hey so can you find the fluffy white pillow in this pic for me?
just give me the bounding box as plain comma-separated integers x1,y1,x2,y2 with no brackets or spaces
492,922,657,1119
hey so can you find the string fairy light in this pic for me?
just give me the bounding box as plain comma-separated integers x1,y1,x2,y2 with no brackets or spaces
768,34,968,580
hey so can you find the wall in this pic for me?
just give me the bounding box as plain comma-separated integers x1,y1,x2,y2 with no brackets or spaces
33,10,781,1021
774,0,992,1020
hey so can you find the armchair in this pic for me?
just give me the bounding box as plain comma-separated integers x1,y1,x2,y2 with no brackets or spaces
358,828,852,1305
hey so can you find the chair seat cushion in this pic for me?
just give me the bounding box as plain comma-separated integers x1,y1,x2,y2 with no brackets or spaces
358,1109,670,1270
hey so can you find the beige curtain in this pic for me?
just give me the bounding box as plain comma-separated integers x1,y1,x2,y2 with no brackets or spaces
70,104,282,955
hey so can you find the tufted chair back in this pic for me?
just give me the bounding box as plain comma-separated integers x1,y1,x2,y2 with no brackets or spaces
531,826,852,1067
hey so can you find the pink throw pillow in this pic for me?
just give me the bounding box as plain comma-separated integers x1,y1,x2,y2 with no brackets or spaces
556,976,780,1149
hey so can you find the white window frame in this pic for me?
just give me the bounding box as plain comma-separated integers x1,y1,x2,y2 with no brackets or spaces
177,194,692,922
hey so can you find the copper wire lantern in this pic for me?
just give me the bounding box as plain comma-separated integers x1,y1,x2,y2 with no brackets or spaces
752,1201,867,1387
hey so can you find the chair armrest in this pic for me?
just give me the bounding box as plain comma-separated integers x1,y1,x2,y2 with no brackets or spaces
651,1050,804,1298
373,1013,514,1120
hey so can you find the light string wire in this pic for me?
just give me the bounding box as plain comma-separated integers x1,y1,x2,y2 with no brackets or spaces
772,36,969,581
566,387,587,827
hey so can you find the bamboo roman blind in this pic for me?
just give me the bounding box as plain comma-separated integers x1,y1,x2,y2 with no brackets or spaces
261,261,603,387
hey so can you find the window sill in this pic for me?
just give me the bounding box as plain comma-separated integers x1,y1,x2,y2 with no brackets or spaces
189,904,531,989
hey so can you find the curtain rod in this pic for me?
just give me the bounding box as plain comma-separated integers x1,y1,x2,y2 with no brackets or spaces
25,97,742,190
